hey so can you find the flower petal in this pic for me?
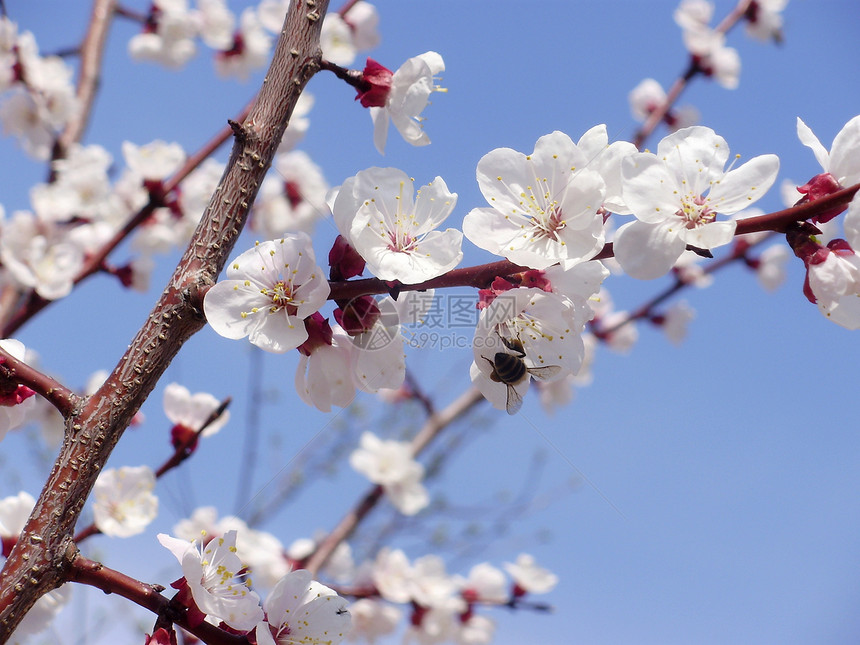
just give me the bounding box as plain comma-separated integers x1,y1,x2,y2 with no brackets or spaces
613,219,686,280
708,154,779,213
829,114,860,185
796,116,830,172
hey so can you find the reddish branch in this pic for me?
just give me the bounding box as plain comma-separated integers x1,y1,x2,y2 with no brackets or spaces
326,182,860,304
0,346,79,418
72,397,231,543
53,0,118,162
69,555,247,645
1,98,255,338
0,0,330,638
632,0,752,150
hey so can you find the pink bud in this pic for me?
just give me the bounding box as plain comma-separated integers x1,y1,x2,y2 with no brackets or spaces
797,173,845,223
477,277,517,310
0,384,35,407
297,312,334,356
329,235,366,280
334,296,380,335
355,58,393,108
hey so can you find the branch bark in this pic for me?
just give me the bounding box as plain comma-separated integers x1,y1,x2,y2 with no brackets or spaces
0,0,329,638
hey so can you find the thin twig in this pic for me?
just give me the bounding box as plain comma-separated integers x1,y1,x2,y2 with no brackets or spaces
303,387,485,575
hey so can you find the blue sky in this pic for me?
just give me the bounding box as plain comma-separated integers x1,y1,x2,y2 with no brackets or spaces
2,1,860,643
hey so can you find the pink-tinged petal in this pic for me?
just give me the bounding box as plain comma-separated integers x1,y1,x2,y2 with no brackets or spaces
708,154,779,213
614,219,686,280
655,126,730,185
679,219,737,249
796,117,830,172
203,281,272,339
621,154,681,222
829,114,860,185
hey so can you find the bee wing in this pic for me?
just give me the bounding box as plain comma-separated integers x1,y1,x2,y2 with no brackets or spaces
526,365,562,381
505,384,524,415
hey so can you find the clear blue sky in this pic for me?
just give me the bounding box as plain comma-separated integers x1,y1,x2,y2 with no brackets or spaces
2,1,860,643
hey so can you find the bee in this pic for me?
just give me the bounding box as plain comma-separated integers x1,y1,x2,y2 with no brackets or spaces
483,335,561,415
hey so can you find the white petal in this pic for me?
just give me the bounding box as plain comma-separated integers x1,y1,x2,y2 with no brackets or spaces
621,154,681,223
203,280,272,340
829,114,860,185
413,176,457,234
370,106,390,155
613,220,686,280
844,196,860,250
656,126,730,187
679,218,737,249
708,154,780,213
796,117,830,172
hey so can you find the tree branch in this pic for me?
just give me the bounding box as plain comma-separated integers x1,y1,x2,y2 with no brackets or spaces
304,386,485,576
53,0,118,161
0,346,79,418
0,0,330,637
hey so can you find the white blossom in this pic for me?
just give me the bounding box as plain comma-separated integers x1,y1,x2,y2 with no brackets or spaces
332,167,462,283
122,140,186,181
0,490,36,539
346,598,400,644
255,570,350,645
462,131,608,270
796,115,860,188
370,52,445,154
349,431,429,515
503,553,558,594
92,465,159,537
128,0,198,69
614,126,779,279
203,234,330,353
254,151,330,238
471,288,590,414
158,529,264,631
214,8,271,80
163,382,229,437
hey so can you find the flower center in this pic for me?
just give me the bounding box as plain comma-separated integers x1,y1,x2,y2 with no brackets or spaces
262,280,298,315
676,194,716,229
387,226,417,252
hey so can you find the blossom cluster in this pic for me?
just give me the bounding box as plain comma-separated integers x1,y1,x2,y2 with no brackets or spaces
126,0,379,78
201,107,860,416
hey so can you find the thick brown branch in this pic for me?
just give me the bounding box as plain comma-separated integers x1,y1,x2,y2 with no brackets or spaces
0,1,329,637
